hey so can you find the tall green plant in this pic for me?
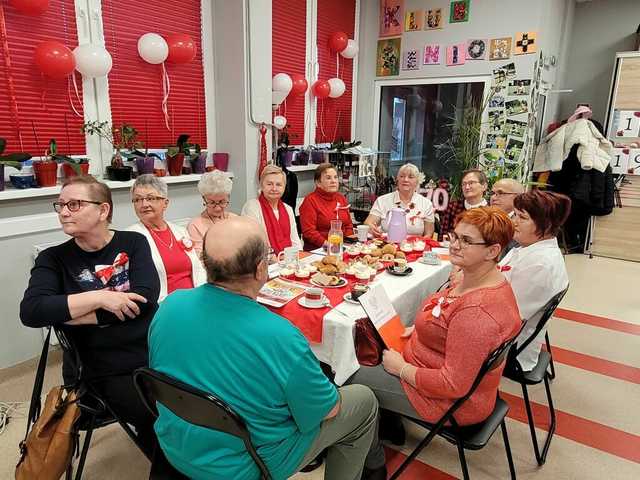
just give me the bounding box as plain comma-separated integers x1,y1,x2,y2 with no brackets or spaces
441,86,498,200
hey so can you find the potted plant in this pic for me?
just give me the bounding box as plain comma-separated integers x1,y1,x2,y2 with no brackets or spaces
0,138,31,191
166,134,203,176
45,139,90,178
82,121,139,181
30,139,59,187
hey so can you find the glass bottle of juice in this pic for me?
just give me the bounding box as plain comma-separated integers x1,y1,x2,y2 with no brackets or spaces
327,219,343,256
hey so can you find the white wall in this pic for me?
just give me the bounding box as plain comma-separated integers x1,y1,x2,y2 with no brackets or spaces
0,0,272,370
559,0,640,123
355,0,573,147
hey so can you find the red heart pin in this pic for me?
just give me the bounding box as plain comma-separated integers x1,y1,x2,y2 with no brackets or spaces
634,112,640,117
623,148,630,154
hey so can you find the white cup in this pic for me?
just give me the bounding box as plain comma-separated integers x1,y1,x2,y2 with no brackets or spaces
277,246,300,266
304,287,325,307
356,224,370,242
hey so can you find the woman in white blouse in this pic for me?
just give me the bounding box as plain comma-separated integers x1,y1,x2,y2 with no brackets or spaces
499,190,572,371
241,165,302,253
364,163,435,238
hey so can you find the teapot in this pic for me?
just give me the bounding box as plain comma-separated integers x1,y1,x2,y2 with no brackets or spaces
385,207,408,243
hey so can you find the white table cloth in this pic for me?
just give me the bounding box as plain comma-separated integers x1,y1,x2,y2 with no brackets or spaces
310,260,452,385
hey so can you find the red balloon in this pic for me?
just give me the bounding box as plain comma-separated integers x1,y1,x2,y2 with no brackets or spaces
34,41,75,79
290,74,308,96
166,34,196,64
312,80,331,99
328,31,348,53
10,0,49,16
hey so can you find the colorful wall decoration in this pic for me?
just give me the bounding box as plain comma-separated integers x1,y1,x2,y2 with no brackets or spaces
379,0,404,37
376,37,401,76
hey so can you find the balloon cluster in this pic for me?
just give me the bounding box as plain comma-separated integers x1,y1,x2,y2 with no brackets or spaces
138,33,196,64
327,31,358,59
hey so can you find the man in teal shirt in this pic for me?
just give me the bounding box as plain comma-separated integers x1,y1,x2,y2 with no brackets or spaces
149,216,378,479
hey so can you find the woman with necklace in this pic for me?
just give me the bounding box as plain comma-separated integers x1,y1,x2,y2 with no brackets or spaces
241,165,302,254
128,175,206,302
364,163,435,238
20,175,160,456
346,207,520,477
187,170,237,255
438,169,489,240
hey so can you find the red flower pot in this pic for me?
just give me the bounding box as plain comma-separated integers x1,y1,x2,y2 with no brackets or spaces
62,163,90,178
167,153,184,176
33,161,59,187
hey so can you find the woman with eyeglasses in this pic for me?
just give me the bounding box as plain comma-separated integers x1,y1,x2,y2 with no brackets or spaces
346,207,520,477
20,175,160,456
187,170,237,255
241,165,302,254
499,190,571,372
127,175,206,302
364,163,435,238
438,169,488,241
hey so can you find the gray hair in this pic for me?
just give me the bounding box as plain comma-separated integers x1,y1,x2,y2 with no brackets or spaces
198,170,233,196
131,174,168,198
202,232,267,283
494,178,525,194
397,163,426,185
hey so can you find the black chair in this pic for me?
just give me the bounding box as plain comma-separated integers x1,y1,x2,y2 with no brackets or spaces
50,328,153,480
503,287,569,466
389,337,518,480
133,367,272,480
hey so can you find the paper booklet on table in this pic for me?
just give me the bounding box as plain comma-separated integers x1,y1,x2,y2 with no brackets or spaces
257,278,307,308
358,284,408,352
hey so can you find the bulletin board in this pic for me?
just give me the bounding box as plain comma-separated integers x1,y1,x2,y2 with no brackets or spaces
605,52,640,175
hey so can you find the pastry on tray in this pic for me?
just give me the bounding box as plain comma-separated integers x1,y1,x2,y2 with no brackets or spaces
311,272,341,286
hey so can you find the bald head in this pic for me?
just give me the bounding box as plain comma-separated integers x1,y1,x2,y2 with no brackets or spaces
203,216,269,284
490,178,524,213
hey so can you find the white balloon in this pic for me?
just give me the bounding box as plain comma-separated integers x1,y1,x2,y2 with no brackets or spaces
137,33,168,64
327,78,346,98
340,39,359,59
273,115,287,130
73,44,113,78
272,73,292,94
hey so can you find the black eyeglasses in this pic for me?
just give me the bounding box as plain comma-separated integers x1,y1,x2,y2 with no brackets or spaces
53,199,102,213
132,195,166,204
449,231,487,249
203,198,229,208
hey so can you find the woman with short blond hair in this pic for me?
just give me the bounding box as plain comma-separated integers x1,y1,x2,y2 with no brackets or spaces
241,165,302,253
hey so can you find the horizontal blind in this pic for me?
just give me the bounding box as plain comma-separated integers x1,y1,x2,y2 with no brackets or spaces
315,0,355,144
0,0,85,155
101,0,207,149
273,0,307,145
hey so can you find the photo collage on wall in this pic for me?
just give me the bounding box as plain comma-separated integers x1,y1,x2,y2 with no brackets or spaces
378,0,538,77
481,52,544,182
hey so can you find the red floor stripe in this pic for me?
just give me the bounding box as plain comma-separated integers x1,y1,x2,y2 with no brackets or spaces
384,447,458,479
501,391,640,464
550,345,640,384
554,308,640,335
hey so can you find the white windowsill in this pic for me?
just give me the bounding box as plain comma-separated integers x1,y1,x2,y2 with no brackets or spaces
0,172,234,202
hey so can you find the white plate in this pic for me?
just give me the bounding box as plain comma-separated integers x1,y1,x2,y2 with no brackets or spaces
297,296,330,309
310,277,348,289
342,293,360,305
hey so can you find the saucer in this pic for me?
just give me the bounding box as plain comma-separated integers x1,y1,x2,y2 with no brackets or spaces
386,266,413,277
343,293,360,305
297,296,329,309
310,277,348,289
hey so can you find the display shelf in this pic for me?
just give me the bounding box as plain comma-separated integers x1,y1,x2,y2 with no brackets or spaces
0,171,234,202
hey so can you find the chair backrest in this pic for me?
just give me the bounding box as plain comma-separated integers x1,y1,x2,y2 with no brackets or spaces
133,368,272,480
432,334,518,430
512,285,569,357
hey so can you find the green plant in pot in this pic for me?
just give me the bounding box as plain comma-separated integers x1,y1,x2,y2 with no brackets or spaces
47,139,90,177
0,138,32,191
82,121,139,181
166,134,202,176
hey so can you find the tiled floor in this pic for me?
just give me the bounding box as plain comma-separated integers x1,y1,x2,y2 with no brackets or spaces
1,254,638,479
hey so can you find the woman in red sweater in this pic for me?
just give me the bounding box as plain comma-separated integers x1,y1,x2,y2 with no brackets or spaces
349,207,521,478
299,163,354,250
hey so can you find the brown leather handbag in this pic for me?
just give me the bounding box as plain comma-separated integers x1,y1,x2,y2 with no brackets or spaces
354,317,387,366
15,329,81,480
